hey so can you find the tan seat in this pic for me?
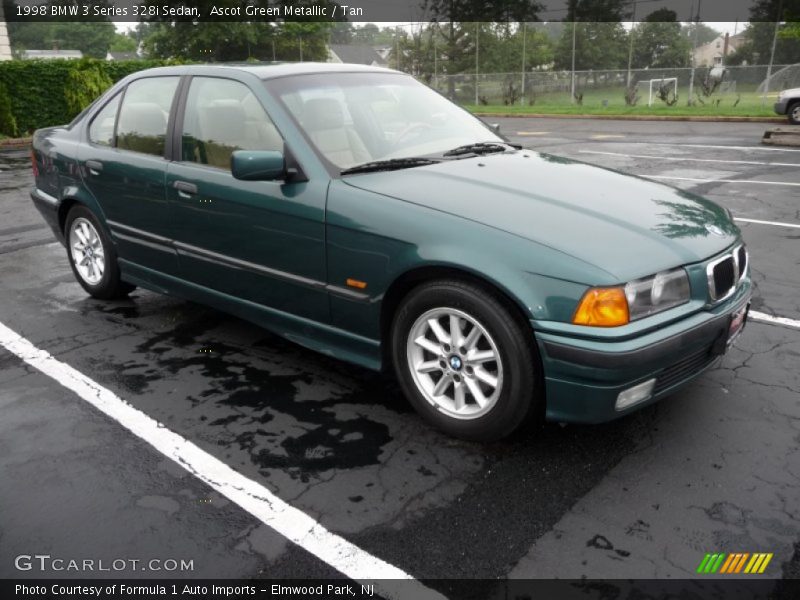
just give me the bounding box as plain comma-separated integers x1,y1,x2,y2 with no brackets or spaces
302,98,370,168
197,101,248,169
116,103,168,155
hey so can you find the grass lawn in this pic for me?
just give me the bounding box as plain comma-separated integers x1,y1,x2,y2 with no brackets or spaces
462,86,781,118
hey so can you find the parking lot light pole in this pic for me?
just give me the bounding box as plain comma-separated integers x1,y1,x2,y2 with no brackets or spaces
762,0,784,108
626,0,637,89
687,0,702,106
570,21,577,104
521,22,526,106
475,22,480,105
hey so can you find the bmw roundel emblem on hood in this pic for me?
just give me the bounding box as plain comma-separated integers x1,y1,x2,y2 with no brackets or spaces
705,224,725,236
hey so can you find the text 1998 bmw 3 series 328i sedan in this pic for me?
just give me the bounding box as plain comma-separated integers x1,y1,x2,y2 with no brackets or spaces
30,63,751,441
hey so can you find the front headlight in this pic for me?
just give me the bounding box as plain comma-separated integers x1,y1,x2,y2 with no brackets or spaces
573,268,690,326
624,268,691,320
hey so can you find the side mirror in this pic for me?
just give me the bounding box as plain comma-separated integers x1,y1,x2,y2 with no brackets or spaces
490,123,501,134
231,150,285,181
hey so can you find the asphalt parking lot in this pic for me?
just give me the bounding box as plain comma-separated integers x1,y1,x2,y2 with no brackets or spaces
1,119,798,594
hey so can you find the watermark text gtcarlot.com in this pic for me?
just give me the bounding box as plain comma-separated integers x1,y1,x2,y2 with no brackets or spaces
14,554,194,572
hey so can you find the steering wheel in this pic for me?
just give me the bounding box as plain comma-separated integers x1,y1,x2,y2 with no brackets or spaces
393,122,432,146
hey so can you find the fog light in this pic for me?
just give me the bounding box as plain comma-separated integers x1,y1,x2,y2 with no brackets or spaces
615,378,656,411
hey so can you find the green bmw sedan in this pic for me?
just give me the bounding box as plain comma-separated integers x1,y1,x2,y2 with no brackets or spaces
30,63,751,441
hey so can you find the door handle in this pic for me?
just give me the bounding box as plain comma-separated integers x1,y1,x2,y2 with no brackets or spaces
85,160,103,175
173,180,198,197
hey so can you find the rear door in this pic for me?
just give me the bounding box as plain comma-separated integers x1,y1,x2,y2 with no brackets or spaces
78,76,181,275
165,76,329,321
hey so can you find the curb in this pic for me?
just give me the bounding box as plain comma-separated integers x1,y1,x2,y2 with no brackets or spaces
762,128,800,147
0,137,32,149
472,113,786,123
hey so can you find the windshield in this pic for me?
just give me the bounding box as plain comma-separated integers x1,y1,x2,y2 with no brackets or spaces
268,72,503,170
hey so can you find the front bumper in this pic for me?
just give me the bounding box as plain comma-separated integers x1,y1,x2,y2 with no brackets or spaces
774,100,788,115
534,281,751,424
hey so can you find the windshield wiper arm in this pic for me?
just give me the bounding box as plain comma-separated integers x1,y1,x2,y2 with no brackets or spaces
340,157,440,175
442,141,520,157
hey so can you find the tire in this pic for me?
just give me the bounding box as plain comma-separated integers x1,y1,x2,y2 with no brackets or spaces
788,101,800,125
64,205,135,300
391,279,542,441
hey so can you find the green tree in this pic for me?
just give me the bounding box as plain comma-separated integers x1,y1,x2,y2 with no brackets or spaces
109,33,138,53
681,23,721,47
423,0,542,98
554,0,629,71
726,0,800,65
555,22,627,70
631,9,691,68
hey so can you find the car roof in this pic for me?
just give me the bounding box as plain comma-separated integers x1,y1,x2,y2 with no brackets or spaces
127,62,400,81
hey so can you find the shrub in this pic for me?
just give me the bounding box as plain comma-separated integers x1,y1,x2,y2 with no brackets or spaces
0,82,18,137
64,61,113,115
0,58,186,135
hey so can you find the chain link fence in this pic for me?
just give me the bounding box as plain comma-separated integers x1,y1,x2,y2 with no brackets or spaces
426,65,797,108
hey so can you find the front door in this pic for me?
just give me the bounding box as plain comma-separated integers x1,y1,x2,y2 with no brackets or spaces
78,76,181,275
166,76,328,321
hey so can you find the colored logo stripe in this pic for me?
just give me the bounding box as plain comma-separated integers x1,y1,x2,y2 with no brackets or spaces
698,552,773,574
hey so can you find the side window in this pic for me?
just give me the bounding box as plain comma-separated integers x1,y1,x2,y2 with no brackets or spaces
181,77,283,170
88,94,121,146
116,77,179,157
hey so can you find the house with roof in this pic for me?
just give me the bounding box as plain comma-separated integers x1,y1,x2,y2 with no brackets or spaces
693,32,746,67
22,49,83,60
106,51,141,61
327,44,387,67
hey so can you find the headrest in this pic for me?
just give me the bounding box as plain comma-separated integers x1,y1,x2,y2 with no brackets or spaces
199,102,247,144
302,98,344,131
118,103,166,136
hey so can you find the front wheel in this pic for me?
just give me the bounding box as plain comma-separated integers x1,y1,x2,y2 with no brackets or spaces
65,205,135,299
391,280,542,441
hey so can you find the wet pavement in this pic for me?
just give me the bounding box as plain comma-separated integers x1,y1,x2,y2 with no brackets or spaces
1,120,798,586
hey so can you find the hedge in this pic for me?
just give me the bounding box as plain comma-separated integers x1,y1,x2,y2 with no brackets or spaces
0,58,185,136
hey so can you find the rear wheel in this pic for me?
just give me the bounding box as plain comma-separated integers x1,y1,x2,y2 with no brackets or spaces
391,280,541,441
65,205,134,299
788,101,800,125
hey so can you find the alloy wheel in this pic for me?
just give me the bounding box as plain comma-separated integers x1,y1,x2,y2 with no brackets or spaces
406,307,504,420
69,217,105,286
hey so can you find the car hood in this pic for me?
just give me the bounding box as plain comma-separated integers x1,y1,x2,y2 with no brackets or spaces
342,151,739,282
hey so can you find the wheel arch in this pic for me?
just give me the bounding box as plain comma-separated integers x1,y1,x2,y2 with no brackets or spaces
57,188,108,237
379,264,537,367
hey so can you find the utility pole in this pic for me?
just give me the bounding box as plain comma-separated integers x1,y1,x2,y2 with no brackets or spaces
395,26,401,72
434,45,438,89
520,22,526,106
570,21,577,104
687,0,702,106
475,22,480,105
626,1,637,89
762,0,784,107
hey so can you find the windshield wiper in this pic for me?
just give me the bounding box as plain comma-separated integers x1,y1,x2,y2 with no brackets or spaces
340,157,440,175
442,141,520,157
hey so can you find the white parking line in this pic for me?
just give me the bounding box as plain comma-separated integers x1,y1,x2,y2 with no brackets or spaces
644,175,800,187
0,321,445,600
735,217,800,229
579,150,800,168
625,142,800,153
750,311,800,330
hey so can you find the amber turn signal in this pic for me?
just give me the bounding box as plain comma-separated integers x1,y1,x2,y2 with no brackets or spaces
572,287,630,327
346,278,367,290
